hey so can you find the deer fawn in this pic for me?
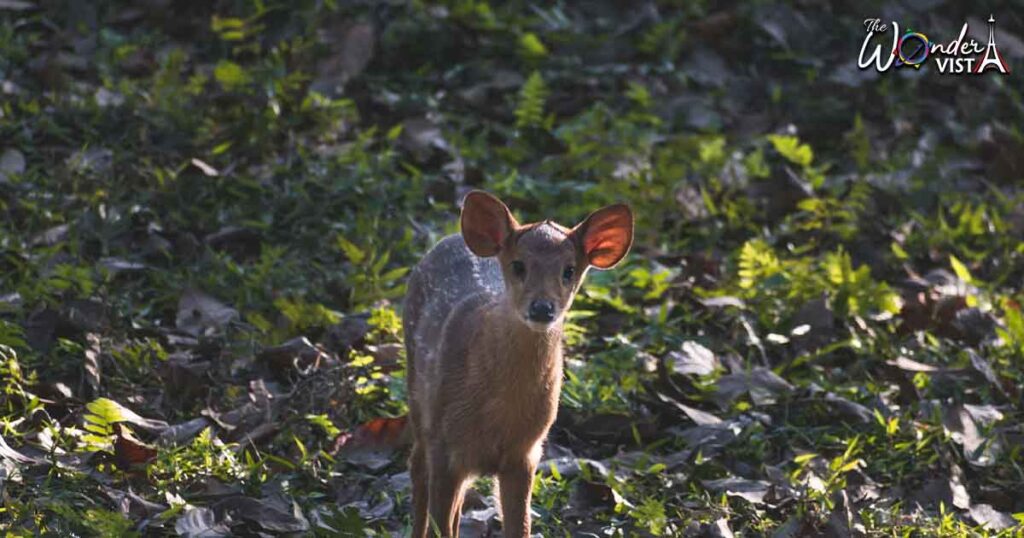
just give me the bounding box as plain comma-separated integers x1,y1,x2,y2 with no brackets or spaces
403,191,633,537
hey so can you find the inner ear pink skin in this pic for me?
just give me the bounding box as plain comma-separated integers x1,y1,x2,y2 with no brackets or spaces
576,204,634,269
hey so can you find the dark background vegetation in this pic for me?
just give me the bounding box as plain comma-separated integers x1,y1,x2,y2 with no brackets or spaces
1,0,1023,535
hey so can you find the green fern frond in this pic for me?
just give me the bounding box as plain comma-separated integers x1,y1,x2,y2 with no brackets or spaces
515,71,548,129
738,240,781,289
846,180,872,215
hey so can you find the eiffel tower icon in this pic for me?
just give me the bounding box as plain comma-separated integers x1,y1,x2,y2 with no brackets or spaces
974,14,1011,74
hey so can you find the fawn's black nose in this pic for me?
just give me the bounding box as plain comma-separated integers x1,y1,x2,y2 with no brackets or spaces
528,300,556,323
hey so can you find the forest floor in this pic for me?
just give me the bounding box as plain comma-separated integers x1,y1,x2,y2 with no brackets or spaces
1,0,1024,536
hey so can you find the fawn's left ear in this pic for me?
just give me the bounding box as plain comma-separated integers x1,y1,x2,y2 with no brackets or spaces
574,204,633,269
461,191,519,257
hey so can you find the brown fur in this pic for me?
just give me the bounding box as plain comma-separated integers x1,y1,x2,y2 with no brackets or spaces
403,191,633,537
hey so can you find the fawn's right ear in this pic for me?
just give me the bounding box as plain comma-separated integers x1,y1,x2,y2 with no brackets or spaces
574,203,633,269
461,191,519,257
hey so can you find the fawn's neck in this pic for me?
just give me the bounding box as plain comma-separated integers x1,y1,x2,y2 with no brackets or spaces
489,298,564,371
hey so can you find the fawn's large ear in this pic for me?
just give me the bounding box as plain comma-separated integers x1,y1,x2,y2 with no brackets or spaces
461,191,519,257
574,204,633,269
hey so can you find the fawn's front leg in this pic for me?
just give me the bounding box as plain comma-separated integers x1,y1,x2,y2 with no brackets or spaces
497,459,538,538
450,487,468,537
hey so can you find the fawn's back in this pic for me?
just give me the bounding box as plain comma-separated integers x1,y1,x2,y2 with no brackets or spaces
403,233,501,379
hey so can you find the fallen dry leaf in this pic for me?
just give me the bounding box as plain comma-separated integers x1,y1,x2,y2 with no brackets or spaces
311,21,376,94
0,1,36,10
336,416,408,450
83,333,102,397
943,403,1003,467
66,148,113,174
0,434,42,465
114,424,158,469
886,356,950,373
698,296,746,309
0,147,25,182
459,506,498,538
712,367,794,407
158,418,213,446
175,506,231,537
86,397,169,433
702,476,773,504
258,336,327,375
667,340,719,376
706,517,735,538
570,479,625,511
332,416,409,470
190,158,219,177
655,392,723,425
212,495,310,533
338,23,375,80
176,289,238,337
968,503,1016,531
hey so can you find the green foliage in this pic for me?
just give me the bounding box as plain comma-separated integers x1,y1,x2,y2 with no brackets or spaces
0,320,27,350
336,235,410,309
625,82,652,110
82,509,139,537
80,398,154,453
367,305,403,342
637,16,687,61
110,338,168,383
737,240,899,324
910,198,1013,264
845,113,871,170
305,414,341,437
519,33,548,61
531,471,574,534
628,263,676,301
767,135,813,168
214,60,251,91
949,254,973,284
744,147,771,179
47,505,139,538
633,496,668,535
767,134,825,187
274,296,341,335
822,249,901,318
311,506,373,536
997,297,1024,358
789,438,865,524
0,344,38,422
515,71,550,130
17,263,100,305
738,239,782,290
211,15,255,42
561,346,642,414
791,180,872,241
149,428,247,489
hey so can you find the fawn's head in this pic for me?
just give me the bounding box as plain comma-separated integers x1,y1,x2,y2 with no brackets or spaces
460,191,633,331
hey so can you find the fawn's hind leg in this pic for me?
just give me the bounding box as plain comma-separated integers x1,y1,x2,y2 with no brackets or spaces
410,441,429,538
427,449,467,537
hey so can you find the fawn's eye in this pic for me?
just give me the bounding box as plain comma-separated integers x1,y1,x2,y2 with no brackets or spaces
562,265,575,282
511,260,526,278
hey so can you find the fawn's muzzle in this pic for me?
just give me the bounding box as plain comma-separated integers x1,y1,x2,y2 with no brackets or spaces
527,299,556,323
